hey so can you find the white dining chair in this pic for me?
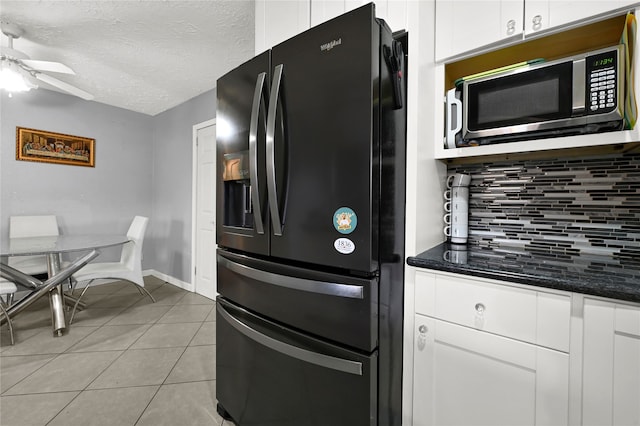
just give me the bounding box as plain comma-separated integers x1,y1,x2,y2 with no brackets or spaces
69,216,155,323
9,215,60,275
0,279,18,345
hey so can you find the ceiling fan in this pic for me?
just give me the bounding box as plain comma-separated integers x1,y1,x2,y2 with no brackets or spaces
0,22,93,100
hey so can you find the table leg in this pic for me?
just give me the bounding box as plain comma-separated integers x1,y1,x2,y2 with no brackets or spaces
47,254,66,337
0,250,100,330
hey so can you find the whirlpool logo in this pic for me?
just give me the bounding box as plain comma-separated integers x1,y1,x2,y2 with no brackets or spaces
320,38,342,52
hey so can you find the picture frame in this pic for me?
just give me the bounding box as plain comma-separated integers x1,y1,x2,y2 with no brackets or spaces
16,127,95,167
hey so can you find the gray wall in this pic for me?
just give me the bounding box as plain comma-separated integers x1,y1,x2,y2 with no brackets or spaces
1,87,216,281
149,89,216,282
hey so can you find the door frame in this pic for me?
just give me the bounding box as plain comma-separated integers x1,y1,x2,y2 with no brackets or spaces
191,118,217,296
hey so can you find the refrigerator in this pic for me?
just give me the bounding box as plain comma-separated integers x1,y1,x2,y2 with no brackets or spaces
215,4,407,425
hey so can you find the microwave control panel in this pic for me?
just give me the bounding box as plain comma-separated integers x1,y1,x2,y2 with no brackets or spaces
586,50,618,115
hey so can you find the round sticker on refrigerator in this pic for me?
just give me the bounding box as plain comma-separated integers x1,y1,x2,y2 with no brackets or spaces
334,238,355,255
333,207,357,234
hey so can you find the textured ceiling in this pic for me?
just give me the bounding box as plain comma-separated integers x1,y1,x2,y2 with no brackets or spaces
0,0,255,116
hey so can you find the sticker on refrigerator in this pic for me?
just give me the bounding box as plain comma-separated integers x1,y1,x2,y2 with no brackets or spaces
334,238,355,255
333,207,357,234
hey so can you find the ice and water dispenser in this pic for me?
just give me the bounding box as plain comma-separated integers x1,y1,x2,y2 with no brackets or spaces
223,150,254,229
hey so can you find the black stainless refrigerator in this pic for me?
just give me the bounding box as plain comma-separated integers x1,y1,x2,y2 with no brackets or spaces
215,4,407,425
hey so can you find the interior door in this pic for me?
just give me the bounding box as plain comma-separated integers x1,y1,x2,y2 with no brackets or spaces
268,4,380,273
195,121,217,300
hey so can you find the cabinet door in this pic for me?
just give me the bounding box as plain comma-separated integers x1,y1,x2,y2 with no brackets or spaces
435,0,523,61
311,1,407,31
525,0,637,35
255,0,310,54
413,314,569,426
583,299,640,426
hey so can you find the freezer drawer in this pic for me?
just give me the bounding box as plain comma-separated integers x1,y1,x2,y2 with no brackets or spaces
216,299,377,426
217,249,378,352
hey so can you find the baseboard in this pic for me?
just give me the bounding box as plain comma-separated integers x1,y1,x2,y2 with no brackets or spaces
12,271,193,299
144,269,193,292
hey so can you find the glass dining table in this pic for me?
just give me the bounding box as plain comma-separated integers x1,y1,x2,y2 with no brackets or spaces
0,234,130,337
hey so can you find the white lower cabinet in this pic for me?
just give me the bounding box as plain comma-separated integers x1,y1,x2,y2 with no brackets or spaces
582,298,640,426
413,315,569,426
412,271,571,425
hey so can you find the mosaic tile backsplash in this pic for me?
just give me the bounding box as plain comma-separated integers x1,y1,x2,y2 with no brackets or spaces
448,153,640,265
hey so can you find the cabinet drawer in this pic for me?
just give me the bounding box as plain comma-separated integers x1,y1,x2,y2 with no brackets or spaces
415,271,570,351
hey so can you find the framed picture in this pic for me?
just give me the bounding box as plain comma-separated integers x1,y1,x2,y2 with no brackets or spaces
16,127,95,167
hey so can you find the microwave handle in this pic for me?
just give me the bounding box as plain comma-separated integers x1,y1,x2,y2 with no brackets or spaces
445,88,462,149
572,59,586,115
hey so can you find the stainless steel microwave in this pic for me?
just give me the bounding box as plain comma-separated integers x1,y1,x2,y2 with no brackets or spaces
445,45,625,149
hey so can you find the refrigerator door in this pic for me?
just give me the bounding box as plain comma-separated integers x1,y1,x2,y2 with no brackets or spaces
216,298,377,426
217,249,378,352
216,51,271,256
267,4,382,273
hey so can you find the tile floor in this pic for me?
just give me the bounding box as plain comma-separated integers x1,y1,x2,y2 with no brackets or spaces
0,276,236,426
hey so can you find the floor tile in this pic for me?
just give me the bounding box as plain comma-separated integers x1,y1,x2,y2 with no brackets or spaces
205,304,217,322
7,305,51,330
68,324,151,352
48,385,159,426
131,322,201,349
142,275,168,289
88,347,184,389
68,291,107,307
76,281,131,295
136,380,223,426
88,293,143,309
190,321,216,346
0,277,222,426
1,325,98,356
177,292,216,305
4,351,121,394
165,345,216,383
157,304,213,323
0,354,56,393
105,304,172,326
0,391,78,426
144,289,186,306
69,307,125,327
0,324,45,350
150,283,185,294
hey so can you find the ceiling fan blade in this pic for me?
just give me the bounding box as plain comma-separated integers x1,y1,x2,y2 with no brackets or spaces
34,73,94,101
22,59,75,74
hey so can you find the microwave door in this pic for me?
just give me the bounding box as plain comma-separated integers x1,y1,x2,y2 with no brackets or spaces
463,61,575,141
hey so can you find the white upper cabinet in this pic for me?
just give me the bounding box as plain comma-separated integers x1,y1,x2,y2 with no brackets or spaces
435,0,638,61
311,0,354,26
256,1,408,55
525,0,638,35
255,0,311,54
311,0,407,31
435,0,524,62
433,4,640,159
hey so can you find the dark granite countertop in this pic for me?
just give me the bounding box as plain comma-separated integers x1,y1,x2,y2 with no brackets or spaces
407,243,640,304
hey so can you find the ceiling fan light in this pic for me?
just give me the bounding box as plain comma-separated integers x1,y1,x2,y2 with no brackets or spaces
0,61,36,93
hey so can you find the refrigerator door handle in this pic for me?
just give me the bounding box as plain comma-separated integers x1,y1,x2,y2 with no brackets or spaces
249,72,267,234
218,255,364,299
218,302,363,376
266,63,284,236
